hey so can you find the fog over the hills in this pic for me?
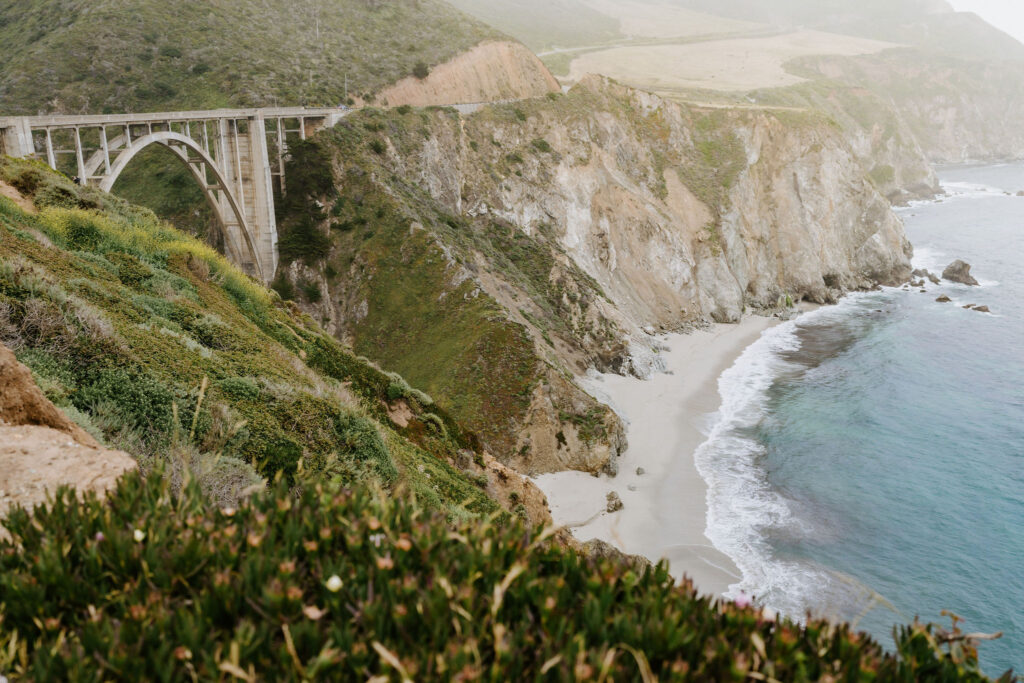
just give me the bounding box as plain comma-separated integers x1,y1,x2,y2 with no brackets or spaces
949,0,1024,44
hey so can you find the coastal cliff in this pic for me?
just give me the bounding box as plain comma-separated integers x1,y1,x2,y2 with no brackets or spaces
783,51,1024,166
277,76,912,476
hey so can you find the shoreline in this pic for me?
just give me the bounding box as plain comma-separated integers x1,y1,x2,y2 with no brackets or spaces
534,315,778,597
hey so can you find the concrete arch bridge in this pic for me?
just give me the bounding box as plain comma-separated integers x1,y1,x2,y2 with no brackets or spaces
0,107,348,283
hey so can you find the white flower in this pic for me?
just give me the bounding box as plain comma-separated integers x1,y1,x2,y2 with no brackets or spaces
133,529,146,543
325,575,343,592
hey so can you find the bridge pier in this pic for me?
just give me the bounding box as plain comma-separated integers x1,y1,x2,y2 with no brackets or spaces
1,118,33,159
0,107,348,284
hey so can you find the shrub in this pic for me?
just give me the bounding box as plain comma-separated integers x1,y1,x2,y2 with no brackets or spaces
300,280,322,303
271,273,296,300
421,412,446,437
106,251,153,288
531,138,553,154
412,60,430,79
62,212,103,251
218,376,262,402
336,412,397,485
74,367,176,437
258,436,304,476
396,104,412,115
369,139,386,155
3,474,998,681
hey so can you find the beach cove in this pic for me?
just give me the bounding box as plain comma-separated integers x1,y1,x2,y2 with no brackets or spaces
534,316,778,596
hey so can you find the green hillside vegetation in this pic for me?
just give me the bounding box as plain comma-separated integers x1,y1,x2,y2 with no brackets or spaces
272,106,628,462
0,470,1004,680
445,0,622,51
0,0,504,246
0,0,503,115
0,156,499,518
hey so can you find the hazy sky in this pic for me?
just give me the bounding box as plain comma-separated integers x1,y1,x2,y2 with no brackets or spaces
948,0,1024,44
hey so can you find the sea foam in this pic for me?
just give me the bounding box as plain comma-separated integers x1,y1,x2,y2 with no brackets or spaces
695,300,884,619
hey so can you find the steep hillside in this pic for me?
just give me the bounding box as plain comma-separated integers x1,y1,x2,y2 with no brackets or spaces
774,51,1024,164
0,157,548,524
379,41,559,107
0,0,502,115
659,0,1024,61
446,0,622,51
273,77,912,477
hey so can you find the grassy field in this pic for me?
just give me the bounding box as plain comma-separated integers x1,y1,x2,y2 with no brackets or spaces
567,30,900,94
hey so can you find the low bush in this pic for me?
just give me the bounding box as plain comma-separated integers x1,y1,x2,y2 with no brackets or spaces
0,474,1002,681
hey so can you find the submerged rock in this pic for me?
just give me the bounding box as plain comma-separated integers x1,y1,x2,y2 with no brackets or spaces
974,305,991,313
606,491,623,513
942,260,980,286
936,295,952,303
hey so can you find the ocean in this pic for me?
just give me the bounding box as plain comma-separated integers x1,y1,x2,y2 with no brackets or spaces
692,163,1024,673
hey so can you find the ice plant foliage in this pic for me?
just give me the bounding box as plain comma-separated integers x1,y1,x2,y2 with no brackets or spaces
0,472,1007,681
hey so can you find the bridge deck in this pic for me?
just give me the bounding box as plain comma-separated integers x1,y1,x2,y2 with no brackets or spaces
0,106,348,129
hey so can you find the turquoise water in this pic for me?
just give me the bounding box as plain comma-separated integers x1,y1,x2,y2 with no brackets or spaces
695,163,1024,674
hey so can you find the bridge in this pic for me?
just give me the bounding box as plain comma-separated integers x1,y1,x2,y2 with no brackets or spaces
0,107,348,283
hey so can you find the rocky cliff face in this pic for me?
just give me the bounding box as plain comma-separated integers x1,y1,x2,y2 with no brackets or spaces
793,51,1024,165
453,78,912,328
278,76,912,475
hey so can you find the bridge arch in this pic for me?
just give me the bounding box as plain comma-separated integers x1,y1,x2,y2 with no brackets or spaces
2,107,351,285
100,131,266,282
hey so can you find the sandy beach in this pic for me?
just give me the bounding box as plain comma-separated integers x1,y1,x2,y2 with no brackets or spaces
534,316,778,597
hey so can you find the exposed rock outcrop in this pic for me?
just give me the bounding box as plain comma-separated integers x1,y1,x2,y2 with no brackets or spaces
0,344,136,530
0,342,98,448
942,260,979,286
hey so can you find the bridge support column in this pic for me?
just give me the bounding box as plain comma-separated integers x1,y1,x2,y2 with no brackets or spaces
247,114,279,281
215,119,253,277
1,118,34,159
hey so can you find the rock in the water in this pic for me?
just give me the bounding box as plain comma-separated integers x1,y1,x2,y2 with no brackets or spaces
1016,190,1024,197
963,304,976,309
974,305,990,313
942,260,980,286
928,273,941,285
635,467,645,476
936,295,952,303
606,491,623,513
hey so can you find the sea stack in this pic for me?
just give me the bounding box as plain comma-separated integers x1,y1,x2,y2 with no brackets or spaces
942,260,980,286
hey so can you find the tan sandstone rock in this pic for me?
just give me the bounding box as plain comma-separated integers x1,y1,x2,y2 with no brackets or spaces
0,343,136,530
